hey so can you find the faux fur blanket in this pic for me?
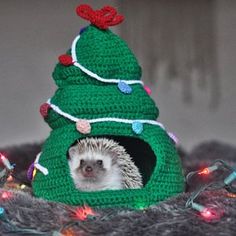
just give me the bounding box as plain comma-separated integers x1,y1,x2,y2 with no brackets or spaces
0,141,236,236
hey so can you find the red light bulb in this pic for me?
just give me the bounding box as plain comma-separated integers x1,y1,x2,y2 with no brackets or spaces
201,208,213,218
200,208,222,222
73,205,96,221
198,168,210,175
198,165,218,175
1,191,12,200
191,202,223,222
7,175,13,182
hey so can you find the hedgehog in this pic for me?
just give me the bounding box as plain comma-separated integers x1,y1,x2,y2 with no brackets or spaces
68,137,143,191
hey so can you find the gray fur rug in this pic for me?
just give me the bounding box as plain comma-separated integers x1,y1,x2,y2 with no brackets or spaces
0,141,236,236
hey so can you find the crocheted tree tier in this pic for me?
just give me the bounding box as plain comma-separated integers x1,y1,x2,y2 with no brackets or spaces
53,25,141,87
44,84,159,130
32,123,184,208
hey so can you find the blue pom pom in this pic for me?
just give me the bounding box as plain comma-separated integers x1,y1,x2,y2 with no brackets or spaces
80,27,87,34
132,121,143,134
118,81,132,94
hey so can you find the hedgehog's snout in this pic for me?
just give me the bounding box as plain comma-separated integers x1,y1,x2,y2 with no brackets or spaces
81,164,95,178
79,159,106,178
85,165,93,173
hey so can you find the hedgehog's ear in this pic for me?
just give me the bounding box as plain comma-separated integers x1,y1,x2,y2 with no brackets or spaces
68,145,78,159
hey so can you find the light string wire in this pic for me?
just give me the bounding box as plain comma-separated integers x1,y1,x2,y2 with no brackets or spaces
186,159,236,185
185,159,236,209
0,207,49,235
185,181,225,209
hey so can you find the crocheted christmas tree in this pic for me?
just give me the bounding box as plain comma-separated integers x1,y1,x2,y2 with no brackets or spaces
32,4,184,209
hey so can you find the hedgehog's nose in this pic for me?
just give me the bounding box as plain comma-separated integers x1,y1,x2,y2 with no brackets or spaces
85,166,93,172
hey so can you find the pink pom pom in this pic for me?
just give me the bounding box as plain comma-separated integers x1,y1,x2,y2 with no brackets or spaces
76,120,91,134
58,54,73,66
40,103,51,118
144,85,152,95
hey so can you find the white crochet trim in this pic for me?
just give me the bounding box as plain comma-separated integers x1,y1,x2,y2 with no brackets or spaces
167,132,179,145
71,34,144,86
34,152,49,176
47,99,178,144
47,99,165,129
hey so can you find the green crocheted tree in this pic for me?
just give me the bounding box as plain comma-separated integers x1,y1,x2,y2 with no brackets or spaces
32,4,184,209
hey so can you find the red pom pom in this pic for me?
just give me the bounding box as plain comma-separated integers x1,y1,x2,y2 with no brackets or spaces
40,103,51,118
58,54,73,66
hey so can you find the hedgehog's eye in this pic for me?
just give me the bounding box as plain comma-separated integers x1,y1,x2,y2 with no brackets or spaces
80,159,84,165
97,160,103,166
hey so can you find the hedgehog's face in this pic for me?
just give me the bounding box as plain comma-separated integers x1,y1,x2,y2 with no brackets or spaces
76,151,112,180
68,146,114,182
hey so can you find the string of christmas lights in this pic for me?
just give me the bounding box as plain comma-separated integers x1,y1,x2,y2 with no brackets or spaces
185,159,236,222
0,152,235,234
0,153,15,188
0,206,49,235
0,153,102,235
0,153,50,235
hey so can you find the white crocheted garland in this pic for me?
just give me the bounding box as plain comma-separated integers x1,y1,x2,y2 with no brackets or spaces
54,32,178,142
47,99,178,144
71,34,144,86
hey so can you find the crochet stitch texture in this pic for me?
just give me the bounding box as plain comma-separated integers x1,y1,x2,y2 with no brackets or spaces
32,4,184,209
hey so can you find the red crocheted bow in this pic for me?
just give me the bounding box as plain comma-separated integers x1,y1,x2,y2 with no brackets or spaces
76,4,124,30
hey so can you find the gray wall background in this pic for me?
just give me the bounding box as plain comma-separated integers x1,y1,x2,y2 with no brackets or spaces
0,1,235,150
